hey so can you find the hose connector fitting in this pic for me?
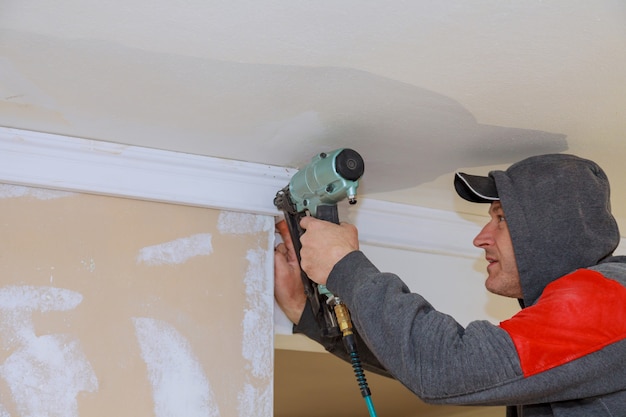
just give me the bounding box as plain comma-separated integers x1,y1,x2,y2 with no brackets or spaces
333,303,354,337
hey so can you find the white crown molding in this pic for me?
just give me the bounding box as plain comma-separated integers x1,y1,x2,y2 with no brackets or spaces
345,199,485,258
0,127,484,257
4,127,621,258
0,126,297,216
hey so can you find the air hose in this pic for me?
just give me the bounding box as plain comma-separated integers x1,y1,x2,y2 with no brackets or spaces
334,302,379,417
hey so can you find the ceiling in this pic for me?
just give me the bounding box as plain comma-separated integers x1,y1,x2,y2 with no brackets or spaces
1,1,625,416
2,1,626,223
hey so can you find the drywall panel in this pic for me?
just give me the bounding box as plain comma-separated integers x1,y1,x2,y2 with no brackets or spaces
0,183,274,417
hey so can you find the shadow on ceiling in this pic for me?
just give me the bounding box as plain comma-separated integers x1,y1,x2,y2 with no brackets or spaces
1,30,567,194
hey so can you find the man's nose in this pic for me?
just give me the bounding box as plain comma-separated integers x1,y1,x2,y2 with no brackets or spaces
473,224,492,248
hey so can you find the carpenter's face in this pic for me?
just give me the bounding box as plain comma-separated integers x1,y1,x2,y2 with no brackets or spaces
473,202,523,299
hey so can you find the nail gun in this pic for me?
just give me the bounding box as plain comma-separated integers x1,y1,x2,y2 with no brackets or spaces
273,148,365,338
274,148,378,417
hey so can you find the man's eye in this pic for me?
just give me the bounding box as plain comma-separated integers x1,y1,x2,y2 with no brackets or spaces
498,215,506,222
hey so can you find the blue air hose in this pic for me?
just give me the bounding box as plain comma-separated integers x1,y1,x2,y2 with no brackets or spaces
345,334,378,417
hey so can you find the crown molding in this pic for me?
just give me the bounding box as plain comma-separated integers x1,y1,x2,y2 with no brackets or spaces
0,127,484,257
6,127,621,258
0,126,296,216
345,198,484,258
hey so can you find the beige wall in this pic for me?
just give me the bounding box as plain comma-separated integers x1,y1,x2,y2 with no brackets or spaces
0,184,274,416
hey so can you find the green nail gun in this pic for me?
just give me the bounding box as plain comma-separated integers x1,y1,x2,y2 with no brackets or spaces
273,148,365,338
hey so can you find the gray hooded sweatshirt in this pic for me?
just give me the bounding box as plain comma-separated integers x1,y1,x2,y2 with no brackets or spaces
294,154,626,416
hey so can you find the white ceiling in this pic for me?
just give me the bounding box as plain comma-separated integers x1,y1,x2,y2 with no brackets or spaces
2,1,625,225
1,1,625,415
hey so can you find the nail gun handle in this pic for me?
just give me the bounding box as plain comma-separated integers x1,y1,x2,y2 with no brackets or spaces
274,189,341,338
315,204,340,225
309,204,342,338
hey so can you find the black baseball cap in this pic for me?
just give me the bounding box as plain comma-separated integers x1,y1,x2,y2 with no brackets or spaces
454,172,499,203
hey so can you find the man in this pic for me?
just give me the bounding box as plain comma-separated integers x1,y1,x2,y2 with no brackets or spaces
274,153,626,416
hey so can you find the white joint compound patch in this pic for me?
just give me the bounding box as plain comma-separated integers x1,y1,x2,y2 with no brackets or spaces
238,383,272,417
219,212,274,415
133,317,220,417
0,285,82,313
217,212,273,235
0,184,75,200
238,248,273,416
137,233,213,266
0,286,98,417
241,249,273,380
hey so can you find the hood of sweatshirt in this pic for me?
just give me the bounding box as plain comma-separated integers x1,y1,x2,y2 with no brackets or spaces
456,154,621,307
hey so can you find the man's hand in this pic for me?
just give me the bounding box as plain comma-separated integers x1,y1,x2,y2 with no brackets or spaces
299,216,359,286
274,220,306,324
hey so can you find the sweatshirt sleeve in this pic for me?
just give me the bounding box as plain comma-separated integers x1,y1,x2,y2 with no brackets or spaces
293,290,393,378
325,251,522,403
324,251,626,406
